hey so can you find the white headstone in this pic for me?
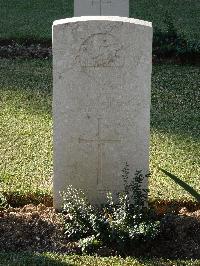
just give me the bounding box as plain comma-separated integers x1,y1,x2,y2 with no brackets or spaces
53,17,152,209
74,0,129,17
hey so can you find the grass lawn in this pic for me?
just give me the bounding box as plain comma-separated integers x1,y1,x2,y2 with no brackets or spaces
0,252,200,266
0,0,199,44
0,58,199,201
0,0,73,42
0,59,52,195
150,64,200,201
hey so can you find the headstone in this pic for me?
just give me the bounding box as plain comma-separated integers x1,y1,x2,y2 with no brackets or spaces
53,17,152,209
74,0,129,17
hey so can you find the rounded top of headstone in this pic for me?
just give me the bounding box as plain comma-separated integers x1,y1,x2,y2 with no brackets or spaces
53,16,152,28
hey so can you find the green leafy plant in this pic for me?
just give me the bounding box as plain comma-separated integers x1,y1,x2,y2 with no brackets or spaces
78,235,102,254
159,168,200,202
0,176,7,208
62,164,160,255
0,192,7,208
62,186,101,240
0,184,7,208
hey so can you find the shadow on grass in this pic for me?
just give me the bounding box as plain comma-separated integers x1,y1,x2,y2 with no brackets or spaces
0,58,52,115
159,168,200,202
4,191,53,207
1,253,200,266
151,64,200,139
0,251,73,266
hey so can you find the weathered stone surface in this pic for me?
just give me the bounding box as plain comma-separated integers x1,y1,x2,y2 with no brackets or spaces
74,0,100,16
74,0,129,17
53,17,152,209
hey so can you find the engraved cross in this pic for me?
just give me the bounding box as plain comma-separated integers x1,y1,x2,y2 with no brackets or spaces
91,0,112,15
79,118,121,186
74,0,129,17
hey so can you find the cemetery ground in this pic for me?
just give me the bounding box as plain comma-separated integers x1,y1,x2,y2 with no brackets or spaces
0,59,199,202
0,58,199,265
0,1,200,264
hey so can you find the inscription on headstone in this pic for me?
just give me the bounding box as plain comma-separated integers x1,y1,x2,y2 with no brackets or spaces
53,17,152,209
78,33,124,67
79,118,121,187
74,0,129,17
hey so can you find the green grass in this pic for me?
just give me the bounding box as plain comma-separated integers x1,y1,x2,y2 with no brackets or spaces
0,252,200,266
0,0,199,44
0,0,73,42
130,0,200,44
0,59,199,201
0,59,52,194
150,64,200,201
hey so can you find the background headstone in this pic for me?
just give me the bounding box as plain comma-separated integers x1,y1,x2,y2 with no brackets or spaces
53,17,152,209
74,0,129,17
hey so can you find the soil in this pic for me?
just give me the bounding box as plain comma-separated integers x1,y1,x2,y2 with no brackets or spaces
0,42,52,59
0,39,199,257
0,204,200,259
0,204,79,254
148,208,200,259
